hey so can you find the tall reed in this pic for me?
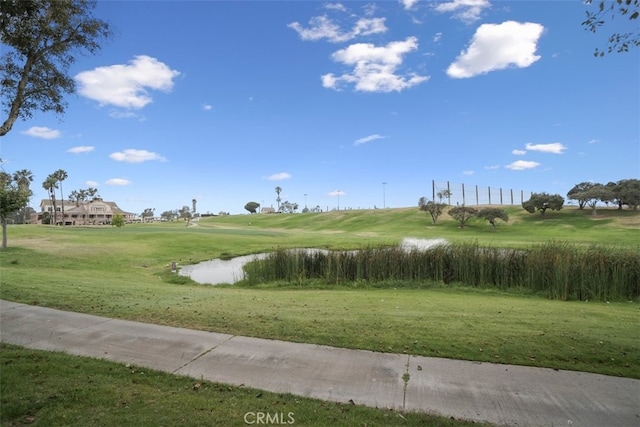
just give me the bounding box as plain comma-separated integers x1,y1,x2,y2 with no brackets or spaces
241,242,639,301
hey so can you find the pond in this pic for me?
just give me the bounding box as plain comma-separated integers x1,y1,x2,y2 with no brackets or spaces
178,253,269,285
178,238,449,285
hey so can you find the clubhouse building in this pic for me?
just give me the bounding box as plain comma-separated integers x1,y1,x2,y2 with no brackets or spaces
33,198,137,225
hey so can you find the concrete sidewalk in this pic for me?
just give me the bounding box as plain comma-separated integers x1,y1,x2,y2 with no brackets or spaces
1,299,638,426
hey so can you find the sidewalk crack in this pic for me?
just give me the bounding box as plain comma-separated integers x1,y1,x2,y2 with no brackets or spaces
172,334,236,374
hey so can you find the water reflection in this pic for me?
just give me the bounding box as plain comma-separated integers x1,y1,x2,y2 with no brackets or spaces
178,253,268,285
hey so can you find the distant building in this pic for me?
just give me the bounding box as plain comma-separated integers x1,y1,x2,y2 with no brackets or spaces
32,198,137,225
261,207,276,214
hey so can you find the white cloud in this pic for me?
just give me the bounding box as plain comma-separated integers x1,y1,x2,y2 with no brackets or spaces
505,160,540,170
109,149,167,163
203,104,213,111
85,180,99,187
265,172,291,181
328,189,346,196
525,142,567,154
484,165,500,170
322,37,429,92
587,139,599,144
433,32,442,43
512,149,526,155
462,170,474,175
355,134,385,145
447,21,544,79
325,3,347,12
106,178,132,186
288,16,387,43
434,0,491,23
21,126,61,139
400,0,420,10
109,110,140,119
75,55,180,109
67,146,95,154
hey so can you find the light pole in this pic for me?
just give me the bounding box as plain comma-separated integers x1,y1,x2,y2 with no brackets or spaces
337,190,340,211
382,182,387,209
304,194,307,210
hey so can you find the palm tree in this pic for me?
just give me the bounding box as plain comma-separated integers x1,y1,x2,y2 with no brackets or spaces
12,170,34,223
12,169,34,191
43,175,58,225
53,169,68,226
275,186,282,212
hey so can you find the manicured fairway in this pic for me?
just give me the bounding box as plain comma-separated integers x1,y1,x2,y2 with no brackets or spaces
1,207,638,378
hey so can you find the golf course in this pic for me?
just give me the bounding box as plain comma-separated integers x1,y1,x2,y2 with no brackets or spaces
1,206,639,426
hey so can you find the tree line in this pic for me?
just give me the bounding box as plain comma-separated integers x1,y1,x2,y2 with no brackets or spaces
419,179,640,230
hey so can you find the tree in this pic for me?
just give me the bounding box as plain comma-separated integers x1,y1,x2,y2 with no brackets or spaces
582,0,640,57
12,169,34,191
280,201,298,213
567,182,596,209
179,205,192,226
12,206,36,224
12,169,34,222
419,196,447,225
575,184,614,216
610,179,640,210
244,201,260,214
68,186,98,205
437,189,452,205
160,210,177,221
275,186,282,211
111,213,125,228
53,169,68,225
522,193,564,216
141,208,154,222
1,169,33,248
448,206,478,229
476,207,509,231
0,0,112,136
42,173,58,225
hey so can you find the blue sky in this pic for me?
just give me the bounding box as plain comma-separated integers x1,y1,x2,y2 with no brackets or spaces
2,0,639,215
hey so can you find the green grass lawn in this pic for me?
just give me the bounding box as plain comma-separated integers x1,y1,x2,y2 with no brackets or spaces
1,206,639,425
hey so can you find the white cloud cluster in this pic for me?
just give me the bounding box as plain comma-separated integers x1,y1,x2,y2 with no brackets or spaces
434,0,491,23
506,160,540,170
328,189,346,196
109,149,166,163
447,21,544,79
22,126,61,139
400,0,420,10
265,172,291,181
106,178,132,186
288,16,387,43
325,3,347,12
67,146,95,154
75,55,180,109
525,142,567,154
322,37,429,92
355,134,384,145
504,142,566,171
